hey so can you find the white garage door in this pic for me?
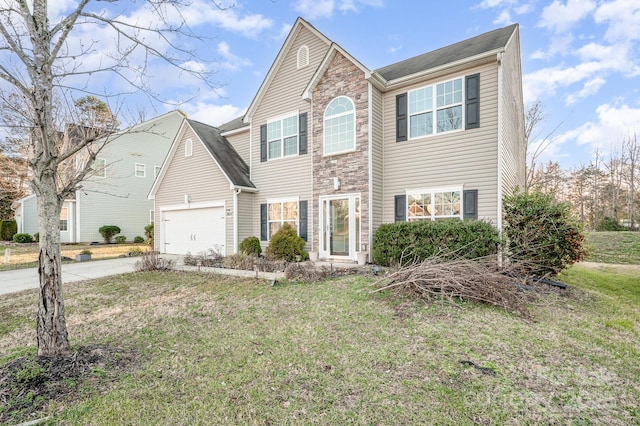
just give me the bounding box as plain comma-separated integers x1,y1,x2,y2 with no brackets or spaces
162,207,225,255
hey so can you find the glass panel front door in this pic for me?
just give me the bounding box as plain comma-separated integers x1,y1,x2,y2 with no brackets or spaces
320,194,361,260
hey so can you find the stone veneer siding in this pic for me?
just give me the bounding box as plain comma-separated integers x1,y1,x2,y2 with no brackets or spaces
311,51,370,255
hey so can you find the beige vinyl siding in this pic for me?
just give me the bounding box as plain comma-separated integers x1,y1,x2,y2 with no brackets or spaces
78,113,181,241
249,25,331,247
500,29,525,197
382,63,500,224
154,126,234,254
226,130,250,165
371,85,384,232
237,191,254,244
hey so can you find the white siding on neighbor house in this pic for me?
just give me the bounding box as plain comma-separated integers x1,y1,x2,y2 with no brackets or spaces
249,25,331,249
154,126,234,255
77,112,182,242
381,62,501,225
500,29,525,197
15,195,38,236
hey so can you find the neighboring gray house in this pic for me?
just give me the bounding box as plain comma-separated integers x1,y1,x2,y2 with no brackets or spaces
150,18,525,261
14,110,184,242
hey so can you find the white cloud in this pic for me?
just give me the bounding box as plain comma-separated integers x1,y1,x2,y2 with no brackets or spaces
594,0,640,42
494,10,513,25
538,0,596,33
216,42,252,72
523,60,606,103
565,76,605,105
293,0,383,19
181,102,246,126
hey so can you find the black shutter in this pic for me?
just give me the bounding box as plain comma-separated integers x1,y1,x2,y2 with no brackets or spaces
394,194,406,222
260,203,268,240
463,189,478,220
465,74,480,130
260,124,267,162
396,93,408,142
299,113,307,155
299,200,308,241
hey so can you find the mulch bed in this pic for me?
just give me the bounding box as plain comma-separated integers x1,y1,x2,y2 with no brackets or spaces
0,344,139,424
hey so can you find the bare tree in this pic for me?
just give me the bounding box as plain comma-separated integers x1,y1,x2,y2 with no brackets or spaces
623,132,639,230
0,0,219,355
524,100,563,192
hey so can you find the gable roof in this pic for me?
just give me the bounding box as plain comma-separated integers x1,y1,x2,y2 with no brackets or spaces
187,119,256,190
244,17,332,122
219,115,249,134
376,24,518,82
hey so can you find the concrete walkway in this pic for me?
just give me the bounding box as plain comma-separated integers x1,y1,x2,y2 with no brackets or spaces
0,257,141,296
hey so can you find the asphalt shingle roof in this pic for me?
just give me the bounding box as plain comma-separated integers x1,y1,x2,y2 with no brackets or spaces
376,24,518,81
187,119,255,189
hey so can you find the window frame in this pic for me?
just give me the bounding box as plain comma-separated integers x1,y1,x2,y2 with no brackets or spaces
405,186,463,221
408,76,464,139
323,96,356,156
60,207,68,231
266,112,299,161
92,158,106,178
266,198,299,240
135,163,146,178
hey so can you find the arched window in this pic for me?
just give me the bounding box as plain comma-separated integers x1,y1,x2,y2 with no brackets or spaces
324,96,355,155
297,45,309,69
185,138,193,157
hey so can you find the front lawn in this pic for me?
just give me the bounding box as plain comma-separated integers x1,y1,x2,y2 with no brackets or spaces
1,264,638,424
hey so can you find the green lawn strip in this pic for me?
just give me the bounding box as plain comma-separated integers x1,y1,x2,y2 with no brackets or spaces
585,231,640,264
1,268,639,424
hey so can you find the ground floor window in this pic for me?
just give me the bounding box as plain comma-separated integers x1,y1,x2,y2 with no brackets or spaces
60,207,68,231
407,187,462,221
268,200,298,238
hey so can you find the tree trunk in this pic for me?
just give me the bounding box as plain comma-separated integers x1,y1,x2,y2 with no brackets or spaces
35,171,70,356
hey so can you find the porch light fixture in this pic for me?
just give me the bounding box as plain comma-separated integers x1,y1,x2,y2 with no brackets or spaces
184,194,191,205
333,177,340,190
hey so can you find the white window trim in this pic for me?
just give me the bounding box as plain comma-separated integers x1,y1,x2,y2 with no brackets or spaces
92,157,106,178
408,76,465,140
60,207,69,231
323,96,356,156
135,163,146,178
266,110,299,161
405,186,463,221
185,138,193,157
266,197,300,239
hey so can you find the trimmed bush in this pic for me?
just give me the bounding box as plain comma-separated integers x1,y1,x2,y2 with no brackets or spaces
503,191,587,277
144,223,154,245
133,236,145,243
265,223,307,262
115,235,127,244
596,216,626,232
372,220,501,267
0,220,17,241
98,225,121,243
13,233,33,243
33,232,39,242
239,236,262,256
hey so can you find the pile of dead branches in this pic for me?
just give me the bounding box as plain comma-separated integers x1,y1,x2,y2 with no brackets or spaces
372,255,540,316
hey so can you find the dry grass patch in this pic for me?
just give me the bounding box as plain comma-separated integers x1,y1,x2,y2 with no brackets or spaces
0,266,638,424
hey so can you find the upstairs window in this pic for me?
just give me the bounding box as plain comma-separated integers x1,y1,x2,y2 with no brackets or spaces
324,96,355,155
135,163,145,178
408,77,463,138
267,114,298,160
92,158,106,178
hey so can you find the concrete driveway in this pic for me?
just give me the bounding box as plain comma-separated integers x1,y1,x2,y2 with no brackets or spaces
0,257,141,296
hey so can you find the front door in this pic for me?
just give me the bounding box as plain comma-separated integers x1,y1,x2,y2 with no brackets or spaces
320,194,360,260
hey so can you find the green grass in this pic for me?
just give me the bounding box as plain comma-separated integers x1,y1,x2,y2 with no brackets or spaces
1,265,639,425
585,231,640,264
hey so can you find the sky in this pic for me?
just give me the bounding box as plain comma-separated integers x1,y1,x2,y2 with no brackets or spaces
3,0,640,170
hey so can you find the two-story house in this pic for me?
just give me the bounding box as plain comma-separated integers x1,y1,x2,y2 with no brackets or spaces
149,18,525,261
14,110,184,242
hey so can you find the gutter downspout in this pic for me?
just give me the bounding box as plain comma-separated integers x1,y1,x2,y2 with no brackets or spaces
497,51,504,267
233,188,241,254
